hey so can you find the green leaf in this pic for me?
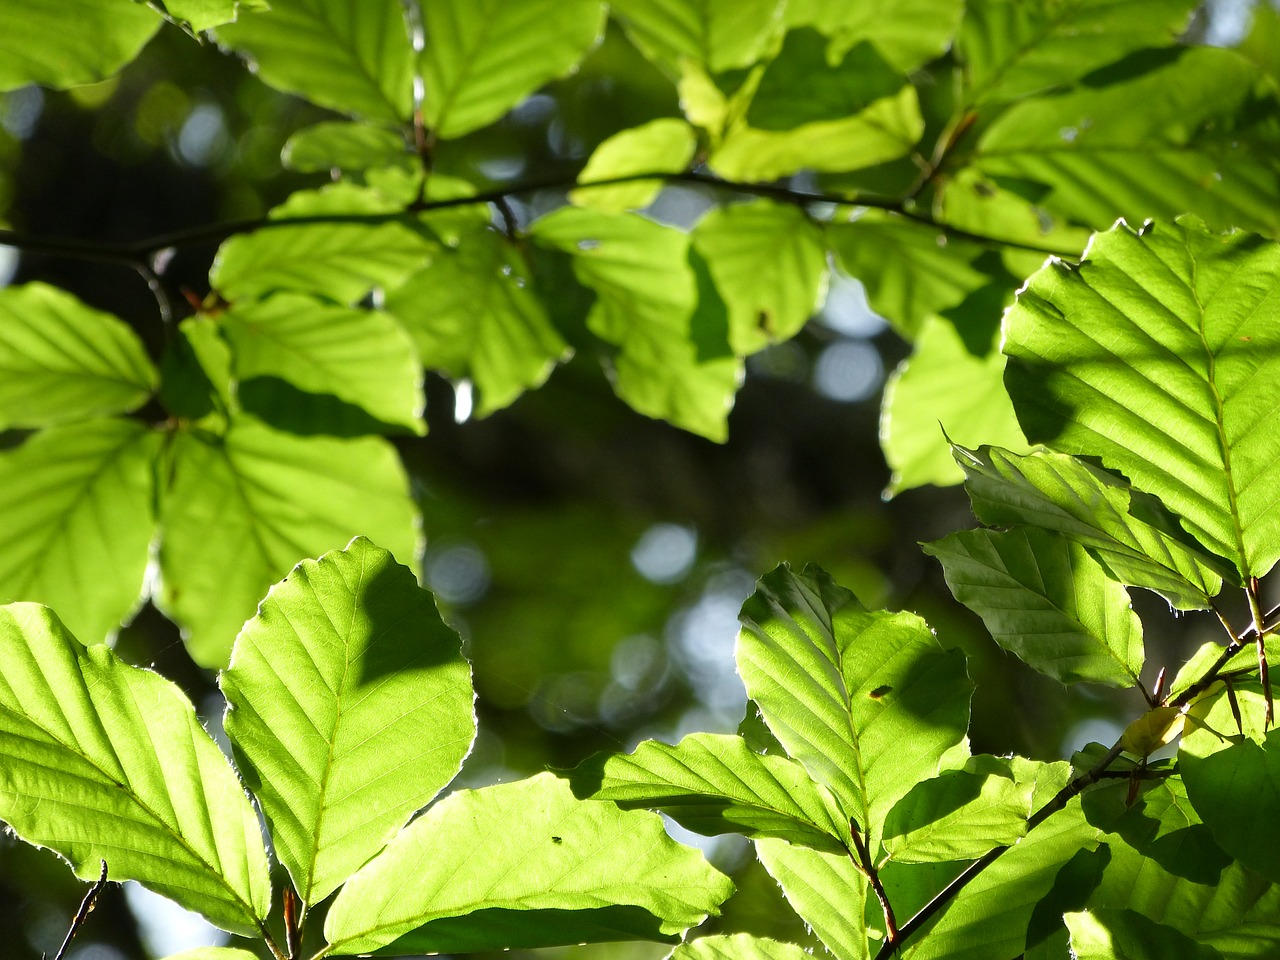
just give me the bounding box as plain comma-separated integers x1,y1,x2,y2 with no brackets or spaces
530,206,740,441
754,838,871,960
957,0,1200,104
571,118,698,213
954,445,1227,610
282,121,411,173
611,0,785,75
160,949,261,960
1106,776,1230,886
903,799,1102,960
784,0,963,72
156,418,419,667
827,216,991,340
566,731,849,852
710,83,922,182
221,538,474,906
671,934,814,960
160,317,234,422
924,526,1144,687
1066,909,1223,960
737,563,972,849
214,0,414,122
0,0,159,91
421,0,606,139
691,200,828,355
1004,218,1280,579
881,315,1028,495
383,226,568,416
156,0,242,32
0,283,158,429
883,764,1036,864
220,293,424,434
0,603,270,935
970,48,1280,235
323,772,734,954
210,182,435,305
0,419,158,645
1181,684,1280,884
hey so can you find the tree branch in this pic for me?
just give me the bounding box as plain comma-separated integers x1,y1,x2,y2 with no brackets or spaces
48,860,109,960
849,819,898,945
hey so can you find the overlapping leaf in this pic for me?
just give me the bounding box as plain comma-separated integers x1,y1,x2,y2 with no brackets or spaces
567,732,848,852
954,444,1227,609
222,538,475,906
282,121,412,173
672,934,814,960
0,283,157,429
785,0,963,71
155,1,241,33
736,564,972,849
571,119,698,213
160,949,261,960
384,225,567,416
421,0,606,139
1003,218,1280,579
0,0,159,91
155,418,418,667
1066,909,1223,960
0,419,158,644
530,206,740,441
610,0,784,75
214,0,415,122
324,772,734,954
220,293,424,434
754,838,871,960
692,199,828,355
0,603,271,935
925,526,1144,687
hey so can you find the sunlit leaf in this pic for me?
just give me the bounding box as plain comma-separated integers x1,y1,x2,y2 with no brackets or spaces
282,120,411,173
156,417,419,667
954,445,1227,610
530,206,740,441
1004,218,1280,579
214,0,414,122
785,0,963,72
0,603,270,935
421,0,606,139
737,563,972,849
157,0,243,32
0,419,158,645
567,731,849,852
925,526,1143,687
222,538,475,906
611,0,785,75
957,0,1199,104
692,199,828,355
160,948,261,960
754,838,871,960
0,283,157,429
1067,908,1223,960
324,772,734,954
881,315,1028,495
571,118,698,213
0,0,159,91
220,293,424,434
210,182,435,304
671,934,814,960
1105,776,1230,886
384,225,567,416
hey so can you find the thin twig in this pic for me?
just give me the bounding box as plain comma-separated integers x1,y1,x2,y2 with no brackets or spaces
849,819,898,944
48,860,108,960
1248,577,1272,726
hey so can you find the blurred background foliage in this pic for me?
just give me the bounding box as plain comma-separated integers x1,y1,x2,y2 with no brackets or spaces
0,1,1269,957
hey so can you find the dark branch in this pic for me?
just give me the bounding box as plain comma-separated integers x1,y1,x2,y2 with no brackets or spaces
48,860,108,960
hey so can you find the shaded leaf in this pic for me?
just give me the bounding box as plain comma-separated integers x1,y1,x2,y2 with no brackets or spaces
222,538,475,906
671,934,814,960
567,731,848,852
282,121,411,173
0,0,159,91
1067,908,1223,960
215,0,414,122
384,226,567,416
1004,218,1280,579
692,199,828,355
883,764,1035,863
924,526,1143,687
156,418,418,667
0,419,158,645
754,838,871,960
1106,776,1231,886
0,283,157,429
571,118,698,213
954,444,1226,610
0,603,270,935
324,772,734,954
220,293,424,434
422,0,606,139
611,0,784,75
736,563,972,849
784,0,963,72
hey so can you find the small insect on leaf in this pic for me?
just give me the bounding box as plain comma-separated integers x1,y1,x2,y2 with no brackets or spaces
551,836,563,844
868,685,892,700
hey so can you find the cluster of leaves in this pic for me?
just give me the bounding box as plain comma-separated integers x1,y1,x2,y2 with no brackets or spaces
3,0,1280,673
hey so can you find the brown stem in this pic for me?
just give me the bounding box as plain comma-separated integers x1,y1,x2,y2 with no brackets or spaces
849,820,898,944
1248,577,1272,726
50,860,109,960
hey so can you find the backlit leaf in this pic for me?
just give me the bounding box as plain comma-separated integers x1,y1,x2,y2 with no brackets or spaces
0,603,270,935
611,0,784,75
324,772,734,954
671,934,814,960
754,838,871,960
0,0,159,91
1066,909,1223,960
282,121,411,173
1004,218,1280,579
571,118,698,213
0,283,157,429
785,0,963,72
222,538,475,905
